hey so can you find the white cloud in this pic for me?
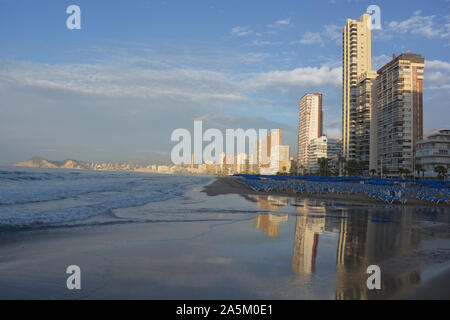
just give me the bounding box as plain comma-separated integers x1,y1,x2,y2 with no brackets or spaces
325,119,341,128
296,32,324,45
427,59,450,72
1,58,342,104
372,54,391,70
267,18,293,29
291,24,340,46
425,59,450,90
0,61,248,103
276,19,291,25
374,12,450,41
249,40,282,47
248,65,341,89
231,26,253,37
389,14,439,38
323,24,341,42
324,128,341,139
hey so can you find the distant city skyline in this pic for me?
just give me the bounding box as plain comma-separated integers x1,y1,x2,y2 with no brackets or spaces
1,0,449,164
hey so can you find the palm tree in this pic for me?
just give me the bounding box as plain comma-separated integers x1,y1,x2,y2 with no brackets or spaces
398,167,411,179
420,167,426,179
415,164,423,180
289,162,298,176
317,157,329,176
338,155,345,176
297,164,307,176
344,160,361,177
434,166,448,180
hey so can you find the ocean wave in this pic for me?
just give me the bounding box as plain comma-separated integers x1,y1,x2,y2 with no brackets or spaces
0,168,212,228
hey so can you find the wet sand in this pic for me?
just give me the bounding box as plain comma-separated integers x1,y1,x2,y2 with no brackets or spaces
0,177,449,300
205,177,450,300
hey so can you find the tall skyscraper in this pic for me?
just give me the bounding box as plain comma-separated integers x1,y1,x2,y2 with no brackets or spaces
370,52,425,174
297,93,323,171
342,14,372,160
353,70,378,173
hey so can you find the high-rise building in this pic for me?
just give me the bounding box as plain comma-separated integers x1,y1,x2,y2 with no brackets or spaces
308,136,341,174
297,93,323,171
342,14,372,160
308,136,328,174
257,129,281,170
256,129,291,175
270,144,291,174
370,52,425,174
415,129,449,178
236,152,249,174
352,70,378,173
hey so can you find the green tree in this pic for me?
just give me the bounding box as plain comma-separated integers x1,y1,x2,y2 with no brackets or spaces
398,167,410,179
420,167,426,179
297,164,306,176
434,166,448,180
344,160,361,177
317,157,329,176
289,162,298,175
415,164,423,179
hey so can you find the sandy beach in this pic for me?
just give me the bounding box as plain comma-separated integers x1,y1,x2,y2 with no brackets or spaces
204,176,449,207
0,175,449,300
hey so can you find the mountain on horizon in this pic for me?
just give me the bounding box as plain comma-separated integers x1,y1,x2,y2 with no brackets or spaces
13,157,90,169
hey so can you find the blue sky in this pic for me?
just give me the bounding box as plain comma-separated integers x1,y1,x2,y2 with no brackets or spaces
1,0,449,163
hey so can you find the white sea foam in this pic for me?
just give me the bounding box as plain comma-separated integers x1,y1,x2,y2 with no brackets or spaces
0,167,211,228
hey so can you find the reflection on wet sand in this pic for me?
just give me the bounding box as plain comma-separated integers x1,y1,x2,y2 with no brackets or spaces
253,214,288,238
250,195,289,238
292,200,325,275
248,194,428,299
335,208,421,299
247,194,289,211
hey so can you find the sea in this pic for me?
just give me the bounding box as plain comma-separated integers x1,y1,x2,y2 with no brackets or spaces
0,166,214,229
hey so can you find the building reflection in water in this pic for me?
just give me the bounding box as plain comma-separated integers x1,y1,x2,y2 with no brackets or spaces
253,213,288,238
247,193,425,299
292,199,325,275
247,194,289,211
250,195,289,238
335,207,421,300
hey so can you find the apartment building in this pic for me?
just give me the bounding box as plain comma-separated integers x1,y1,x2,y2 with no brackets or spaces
297,93,323,171
415,129,450,178
370,52,425,174
342,13,372,160
352,70,378,173
308,136,341,174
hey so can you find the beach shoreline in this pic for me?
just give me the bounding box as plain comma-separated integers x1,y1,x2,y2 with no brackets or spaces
203,176,448,208
0,174,449,300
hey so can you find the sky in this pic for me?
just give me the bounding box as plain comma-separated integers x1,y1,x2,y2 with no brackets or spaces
0,0,449,164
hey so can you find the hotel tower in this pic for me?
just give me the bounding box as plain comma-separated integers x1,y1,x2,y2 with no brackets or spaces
342,14,372,160
369,52,425,174
297,93,323,171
